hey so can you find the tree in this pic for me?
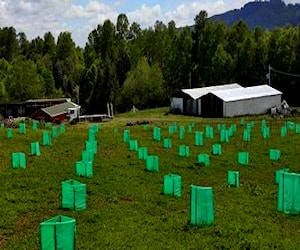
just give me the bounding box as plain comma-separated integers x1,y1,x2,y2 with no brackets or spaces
80,61,98,107
83,33,96,69
129,22,142,38
267,27,298,104
0,58,10,102
36,61,57,97
253,32,268,83
163,26,192,97
212,44,233,82
193,10,208,39
225,20,250,58
18,32,29,58
43,32,56,57
0,27,18,61
191,11,209,86
235,36,256,85
121,57,165,110
87,57,119,113
99,20,117,59
5,58,46,101
128,22,143,67
117,14,129,39
115,14,131,88
56,32,76,61
54,32,83,96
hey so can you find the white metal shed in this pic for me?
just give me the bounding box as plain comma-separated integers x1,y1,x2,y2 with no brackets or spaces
170,83,242,115
202,85,282,117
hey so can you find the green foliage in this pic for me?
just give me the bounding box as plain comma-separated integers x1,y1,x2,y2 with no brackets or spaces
0,58,10,102
43,32,56,57
5,58,46,101
54,32,82,96
0,10,299,111
121,57,165,110
212,44,233,82
117,14,129,39
163,25,192,97
0,27,18,61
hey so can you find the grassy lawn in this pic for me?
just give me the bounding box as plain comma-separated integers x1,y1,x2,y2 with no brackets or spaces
1,108,300,249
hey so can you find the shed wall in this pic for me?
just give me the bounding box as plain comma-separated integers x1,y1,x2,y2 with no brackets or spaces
201,93,223,117
223,95,281,117
186,99,197,114
31,109,52,122
197,99,201,116
170,97,183,113
31,110,67,123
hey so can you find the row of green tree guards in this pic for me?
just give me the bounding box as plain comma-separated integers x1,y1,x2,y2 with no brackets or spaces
152,120,300,143
124,123,283,167
40,124,100,250
9,121,97,249
122,121,300,222
122,127,239,228
11,122,66,168
38,170,298,250
38,121,300,250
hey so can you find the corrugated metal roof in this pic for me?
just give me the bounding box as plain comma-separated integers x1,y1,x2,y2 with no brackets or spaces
181,83,242,100
26,98,71,103
211,85,282,102
42,102,79,117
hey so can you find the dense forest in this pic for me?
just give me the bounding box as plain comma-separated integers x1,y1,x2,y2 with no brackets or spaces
0,10,299,114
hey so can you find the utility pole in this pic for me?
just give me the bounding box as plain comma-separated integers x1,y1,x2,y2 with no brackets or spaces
74,85,80,105
268,65,271,86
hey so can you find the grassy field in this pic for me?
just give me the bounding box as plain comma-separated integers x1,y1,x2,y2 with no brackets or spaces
1,108,300,249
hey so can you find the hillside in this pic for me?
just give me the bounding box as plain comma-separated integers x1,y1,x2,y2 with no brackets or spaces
211,0,300,29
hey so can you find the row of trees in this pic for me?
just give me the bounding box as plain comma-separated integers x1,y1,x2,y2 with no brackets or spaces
0,11,299,113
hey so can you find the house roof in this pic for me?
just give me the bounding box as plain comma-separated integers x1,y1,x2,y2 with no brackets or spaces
26,98,71,103
42,102,80,117
211,85,282,102
181,83,242,100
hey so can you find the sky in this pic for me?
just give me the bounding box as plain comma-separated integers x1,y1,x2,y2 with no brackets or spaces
0,0,298,47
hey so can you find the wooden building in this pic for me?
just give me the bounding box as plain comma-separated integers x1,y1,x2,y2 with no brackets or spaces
31,102,80,123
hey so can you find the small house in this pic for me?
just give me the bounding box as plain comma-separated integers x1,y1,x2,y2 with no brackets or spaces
25,98,71,116
31,101,80,123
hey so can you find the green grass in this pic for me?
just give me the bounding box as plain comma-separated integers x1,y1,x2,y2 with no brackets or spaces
1,109,300,249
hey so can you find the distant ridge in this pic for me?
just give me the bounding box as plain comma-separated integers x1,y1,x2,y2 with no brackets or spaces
210,0,300,29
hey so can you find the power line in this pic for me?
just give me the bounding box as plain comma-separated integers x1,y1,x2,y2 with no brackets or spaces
267,65,300,86
270,66,300,78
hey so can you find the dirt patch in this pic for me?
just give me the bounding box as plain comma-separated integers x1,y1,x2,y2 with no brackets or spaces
0,236,8,248
119,196,136,204
125,120,150,126
14,213,33,236
14,211,43,236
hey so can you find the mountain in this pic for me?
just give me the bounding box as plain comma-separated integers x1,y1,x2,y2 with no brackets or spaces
210,0,300,29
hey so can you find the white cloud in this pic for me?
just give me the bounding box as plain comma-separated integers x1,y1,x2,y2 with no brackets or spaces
0,0,297,47
285,0,300,3
164,0,251,27
0,0,116,46
164,1,216,27
127,4,164,28
66,1,114,19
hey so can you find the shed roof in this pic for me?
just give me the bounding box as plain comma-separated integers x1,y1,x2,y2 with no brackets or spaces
26,98,71,103
211,85,282,102
42,102,79,117
181,83,242,100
